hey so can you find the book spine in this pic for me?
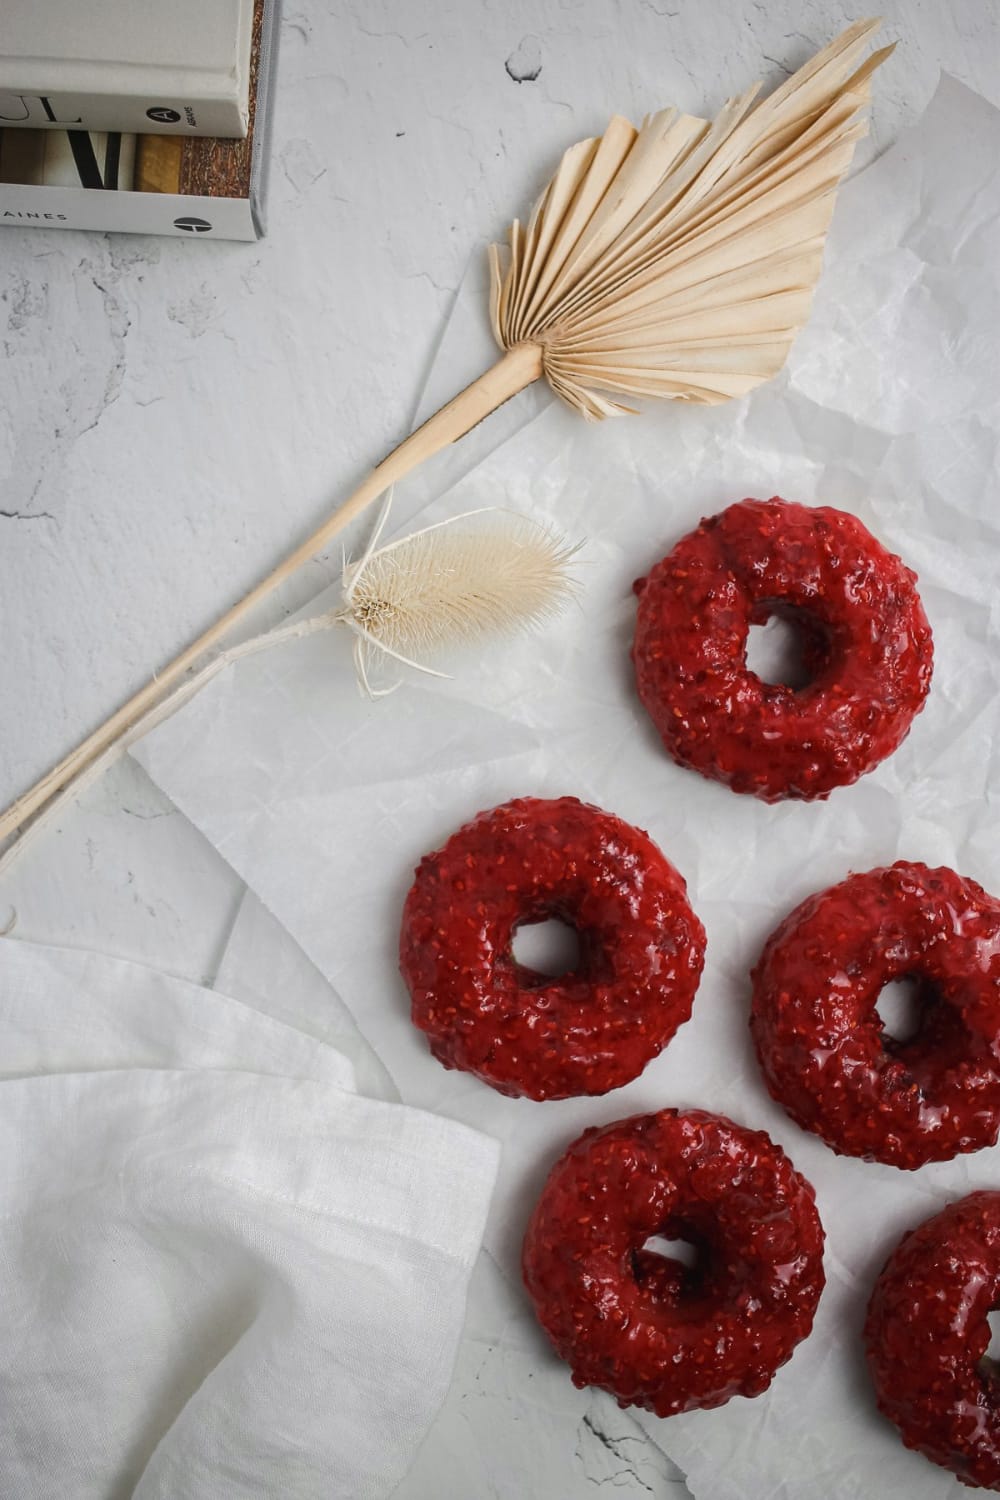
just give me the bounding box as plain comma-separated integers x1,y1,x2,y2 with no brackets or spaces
0,182,258,239
0,92,248,139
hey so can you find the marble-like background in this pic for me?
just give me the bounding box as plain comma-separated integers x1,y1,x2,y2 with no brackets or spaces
2,3,998,1495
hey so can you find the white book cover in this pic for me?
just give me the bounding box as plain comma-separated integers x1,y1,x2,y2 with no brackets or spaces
0,0,256,138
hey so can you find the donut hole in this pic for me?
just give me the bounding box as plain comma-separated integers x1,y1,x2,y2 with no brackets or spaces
986,1309,1000,1361
642,1234,699,1268
875,976,925,1047
746,602,829,691
511,916,582,982
632,1226,707,1302
873,973,975,1078
978,1309,1000,1386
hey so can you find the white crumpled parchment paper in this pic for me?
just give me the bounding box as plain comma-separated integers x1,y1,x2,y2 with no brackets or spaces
134,76,1000,1500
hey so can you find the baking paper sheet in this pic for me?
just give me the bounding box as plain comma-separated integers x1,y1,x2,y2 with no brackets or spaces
134,77,1000,1500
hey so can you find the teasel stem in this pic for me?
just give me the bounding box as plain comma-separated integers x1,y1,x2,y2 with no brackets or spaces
0,343,544,856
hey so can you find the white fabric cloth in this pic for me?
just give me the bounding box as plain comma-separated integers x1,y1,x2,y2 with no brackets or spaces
0,935,357,1090
0,939,499,1500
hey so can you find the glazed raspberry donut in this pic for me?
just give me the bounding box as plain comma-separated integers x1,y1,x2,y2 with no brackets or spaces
399,797,705,1101
751,863,1000,1168
632,497,933,802
522,1109,825,1415
865,1192,1000,1490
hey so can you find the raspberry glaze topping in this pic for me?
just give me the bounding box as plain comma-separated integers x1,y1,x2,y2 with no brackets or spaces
751,863,1000,1168
522,1109,825,1415
866,1191,1000,1490
399,797,705,1101
632,497,933,802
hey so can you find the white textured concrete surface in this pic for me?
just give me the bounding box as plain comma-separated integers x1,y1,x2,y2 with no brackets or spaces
1,3,998,1496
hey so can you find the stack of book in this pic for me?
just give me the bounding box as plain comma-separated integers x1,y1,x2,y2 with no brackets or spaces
0,0,279,240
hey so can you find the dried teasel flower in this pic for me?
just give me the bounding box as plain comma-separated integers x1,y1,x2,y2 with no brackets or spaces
0,504,579,872
338,505,580,696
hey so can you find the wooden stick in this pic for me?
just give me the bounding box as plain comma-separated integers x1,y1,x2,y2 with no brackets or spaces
0,340,543,847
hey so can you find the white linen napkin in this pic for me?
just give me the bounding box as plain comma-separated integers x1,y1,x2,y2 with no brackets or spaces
0,938,499,1500
0,934,357,1090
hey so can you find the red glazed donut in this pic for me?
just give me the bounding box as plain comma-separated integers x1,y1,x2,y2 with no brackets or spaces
865,1192,1000,1490
522,1109,825,1415
631,497,933,802
750,863,1000,1168
399,797,705,1101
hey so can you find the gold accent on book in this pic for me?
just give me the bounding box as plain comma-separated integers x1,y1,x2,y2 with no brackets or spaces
133,135,183,194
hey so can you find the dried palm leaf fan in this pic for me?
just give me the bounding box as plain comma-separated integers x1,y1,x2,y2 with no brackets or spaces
0,19,891,853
